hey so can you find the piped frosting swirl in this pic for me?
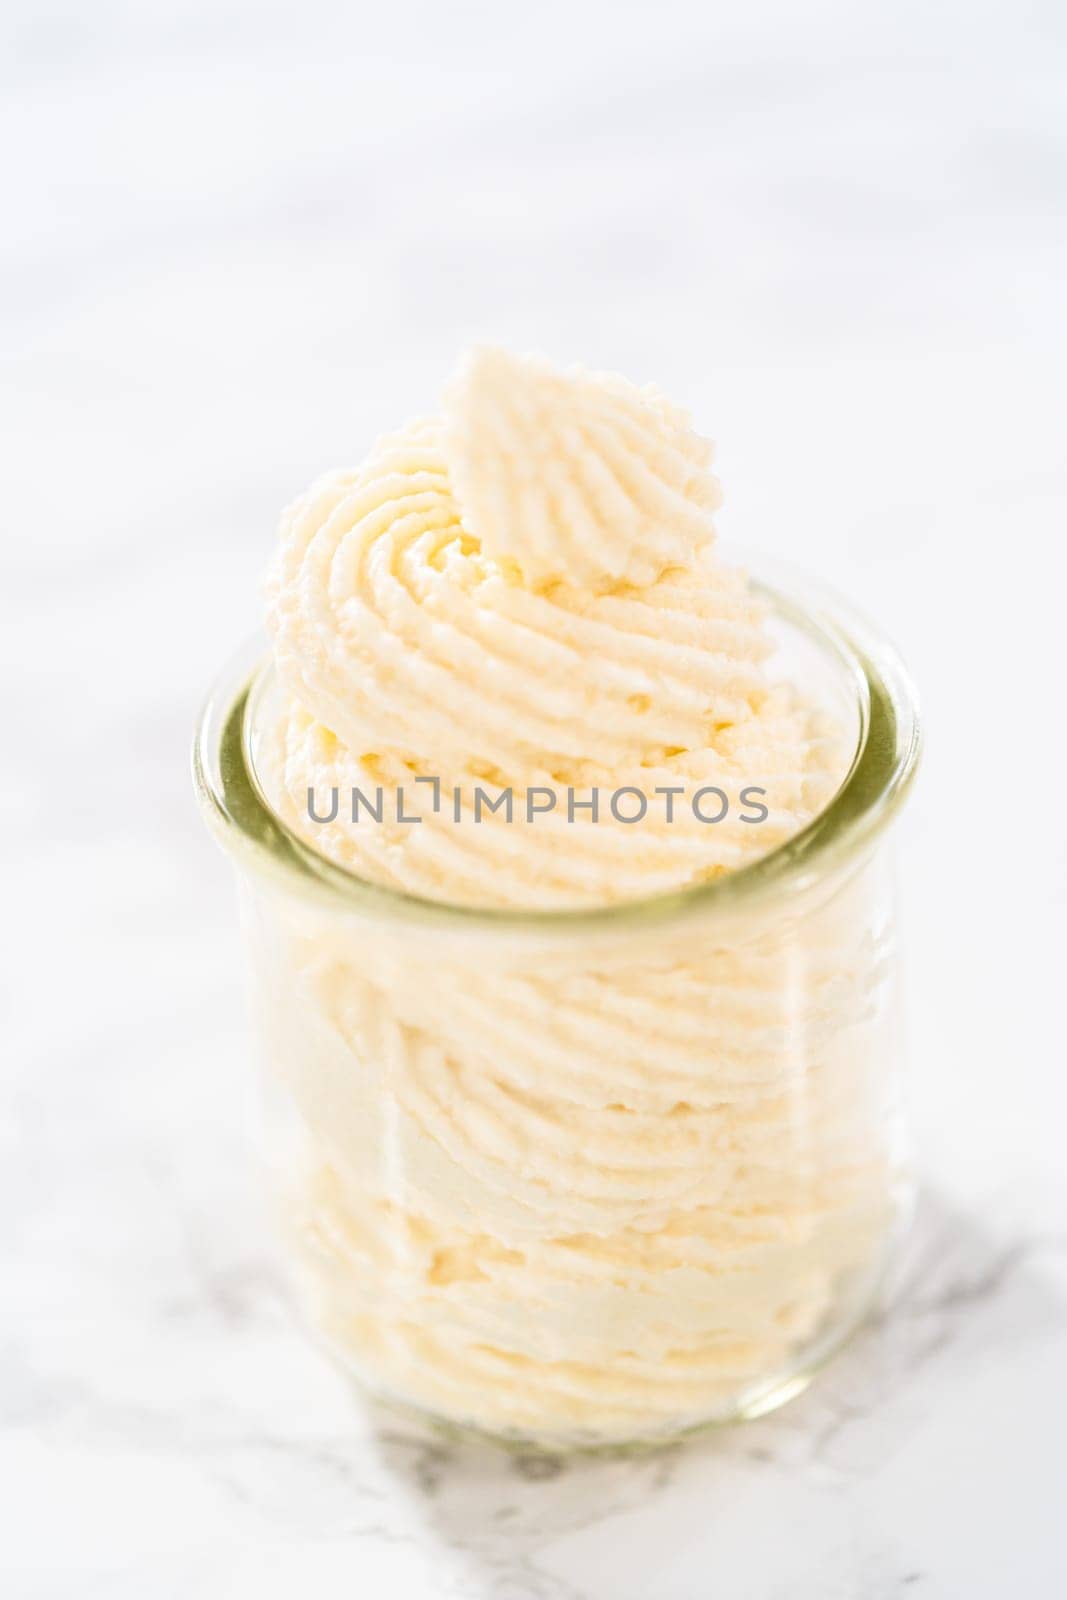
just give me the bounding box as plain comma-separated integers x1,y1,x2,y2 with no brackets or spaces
263,349,843,908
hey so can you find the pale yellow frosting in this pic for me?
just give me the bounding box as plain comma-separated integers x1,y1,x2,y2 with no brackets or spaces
263,350,844,909
248,351,899,1444
442,345,721,588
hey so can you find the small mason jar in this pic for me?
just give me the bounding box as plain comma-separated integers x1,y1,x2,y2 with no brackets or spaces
194,572,920,1449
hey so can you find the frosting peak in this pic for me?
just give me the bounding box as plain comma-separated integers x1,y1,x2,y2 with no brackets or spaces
441,346,722,590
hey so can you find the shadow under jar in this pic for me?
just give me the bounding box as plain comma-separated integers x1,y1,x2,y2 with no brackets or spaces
194,572,921,1450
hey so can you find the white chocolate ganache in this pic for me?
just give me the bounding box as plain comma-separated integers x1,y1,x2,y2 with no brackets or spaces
243,349,904,1443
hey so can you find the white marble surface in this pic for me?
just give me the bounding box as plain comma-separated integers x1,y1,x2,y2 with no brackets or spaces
3,2,1067,1595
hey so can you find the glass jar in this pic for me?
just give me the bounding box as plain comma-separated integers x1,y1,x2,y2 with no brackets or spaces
194,572,920,1449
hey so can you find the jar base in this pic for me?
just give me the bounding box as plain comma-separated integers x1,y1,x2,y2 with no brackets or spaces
299,1265,889,1457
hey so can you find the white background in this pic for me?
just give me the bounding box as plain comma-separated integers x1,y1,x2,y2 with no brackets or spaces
2,2,1066,1596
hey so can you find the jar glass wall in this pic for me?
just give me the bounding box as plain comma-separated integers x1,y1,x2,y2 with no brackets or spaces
194,575,920,1449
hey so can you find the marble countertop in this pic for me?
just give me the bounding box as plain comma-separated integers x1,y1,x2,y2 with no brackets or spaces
4,3,1066,1595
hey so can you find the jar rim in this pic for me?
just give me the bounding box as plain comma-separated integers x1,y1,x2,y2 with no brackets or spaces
192,565,921,935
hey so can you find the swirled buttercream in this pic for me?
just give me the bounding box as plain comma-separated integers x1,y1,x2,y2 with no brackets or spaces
242,350,900,1444
263,351,844,909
